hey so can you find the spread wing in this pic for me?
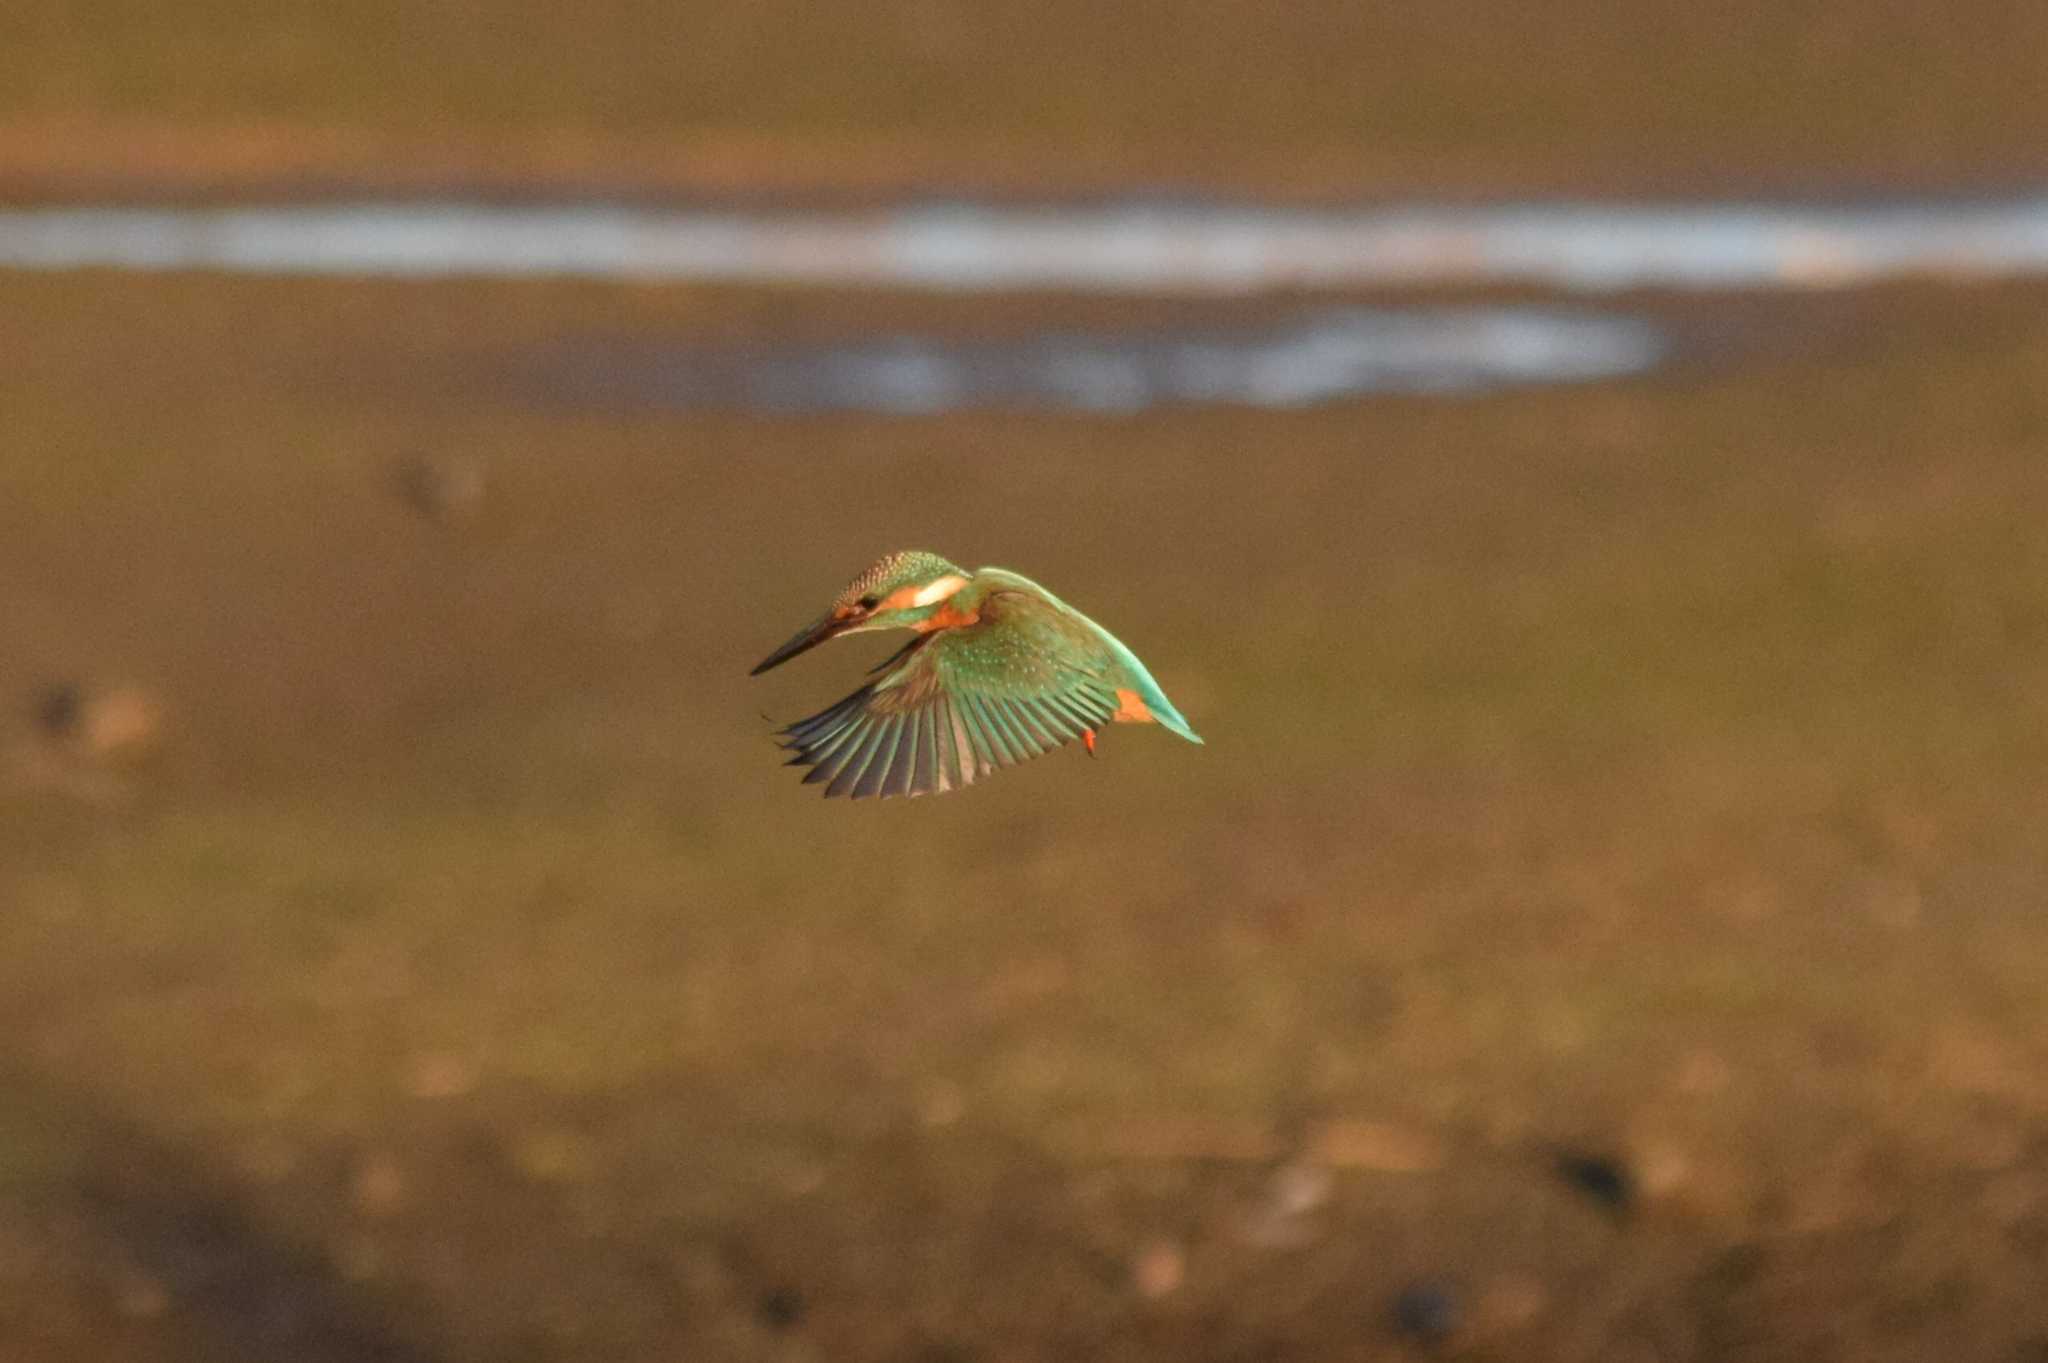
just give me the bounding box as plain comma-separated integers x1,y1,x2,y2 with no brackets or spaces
776,589,1122,799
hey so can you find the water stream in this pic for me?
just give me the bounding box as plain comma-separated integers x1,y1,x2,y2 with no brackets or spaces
7,194,2037,410
6,196,2047,292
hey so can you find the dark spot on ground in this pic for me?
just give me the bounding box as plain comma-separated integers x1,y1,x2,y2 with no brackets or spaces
757,1284,806,1330
33,681,81,736
1552,1150,1636,1215
1390,1279,1463,1345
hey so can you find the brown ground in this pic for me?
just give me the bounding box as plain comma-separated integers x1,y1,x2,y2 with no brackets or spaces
2,2,2047,199
1,271,2046,1361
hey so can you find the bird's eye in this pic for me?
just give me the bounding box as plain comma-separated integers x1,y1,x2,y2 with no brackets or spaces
858,594,880,610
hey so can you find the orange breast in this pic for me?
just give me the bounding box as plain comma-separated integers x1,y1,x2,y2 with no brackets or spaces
1112,687,1153,723
914,601,981,633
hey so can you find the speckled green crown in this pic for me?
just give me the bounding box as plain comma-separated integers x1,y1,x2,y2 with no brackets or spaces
833,550,963,609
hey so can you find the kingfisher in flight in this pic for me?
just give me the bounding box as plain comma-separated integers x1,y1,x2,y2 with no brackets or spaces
751,550,1203,799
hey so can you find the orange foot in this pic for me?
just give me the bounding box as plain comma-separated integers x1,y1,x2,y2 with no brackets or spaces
1082,729,1097,757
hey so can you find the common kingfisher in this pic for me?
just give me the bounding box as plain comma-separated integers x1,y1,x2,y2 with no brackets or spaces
750,550,1203,799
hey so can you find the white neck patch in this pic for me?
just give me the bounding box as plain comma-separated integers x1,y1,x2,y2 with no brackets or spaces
910,573,970,607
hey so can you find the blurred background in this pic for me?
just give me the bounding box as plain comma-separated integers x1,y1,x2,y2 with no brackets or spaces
3,5,2048,1361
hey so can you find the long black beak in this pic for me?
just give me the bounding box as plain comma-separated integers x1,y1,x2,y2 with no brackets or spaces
749,612,853,675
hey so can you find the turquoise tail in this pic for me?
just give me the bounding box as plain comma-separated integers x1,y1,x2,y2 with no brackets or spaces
1092,627,1203,745
1146,688,1204,745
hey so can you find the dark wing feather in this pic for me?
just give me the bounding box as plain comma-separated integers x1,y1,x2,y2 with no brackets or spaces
824,720,889,798
956,694,1004,772
963,693,1017,768
855,716,903,799
774,588,1122,799
1010,698,1060,754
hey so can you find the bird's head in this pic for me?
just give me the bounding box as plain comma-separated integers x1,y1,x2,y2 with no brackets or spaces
749,550,971,675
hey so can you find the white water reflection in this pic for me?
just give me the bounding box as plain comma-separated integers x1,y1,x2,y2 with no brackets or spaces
2,196,2048,292
530,308,1666,413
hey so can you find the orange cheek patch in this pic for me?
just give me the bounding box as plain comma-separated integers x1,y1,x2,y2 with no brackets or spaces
1113,688,1154,723
878,574,969,613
